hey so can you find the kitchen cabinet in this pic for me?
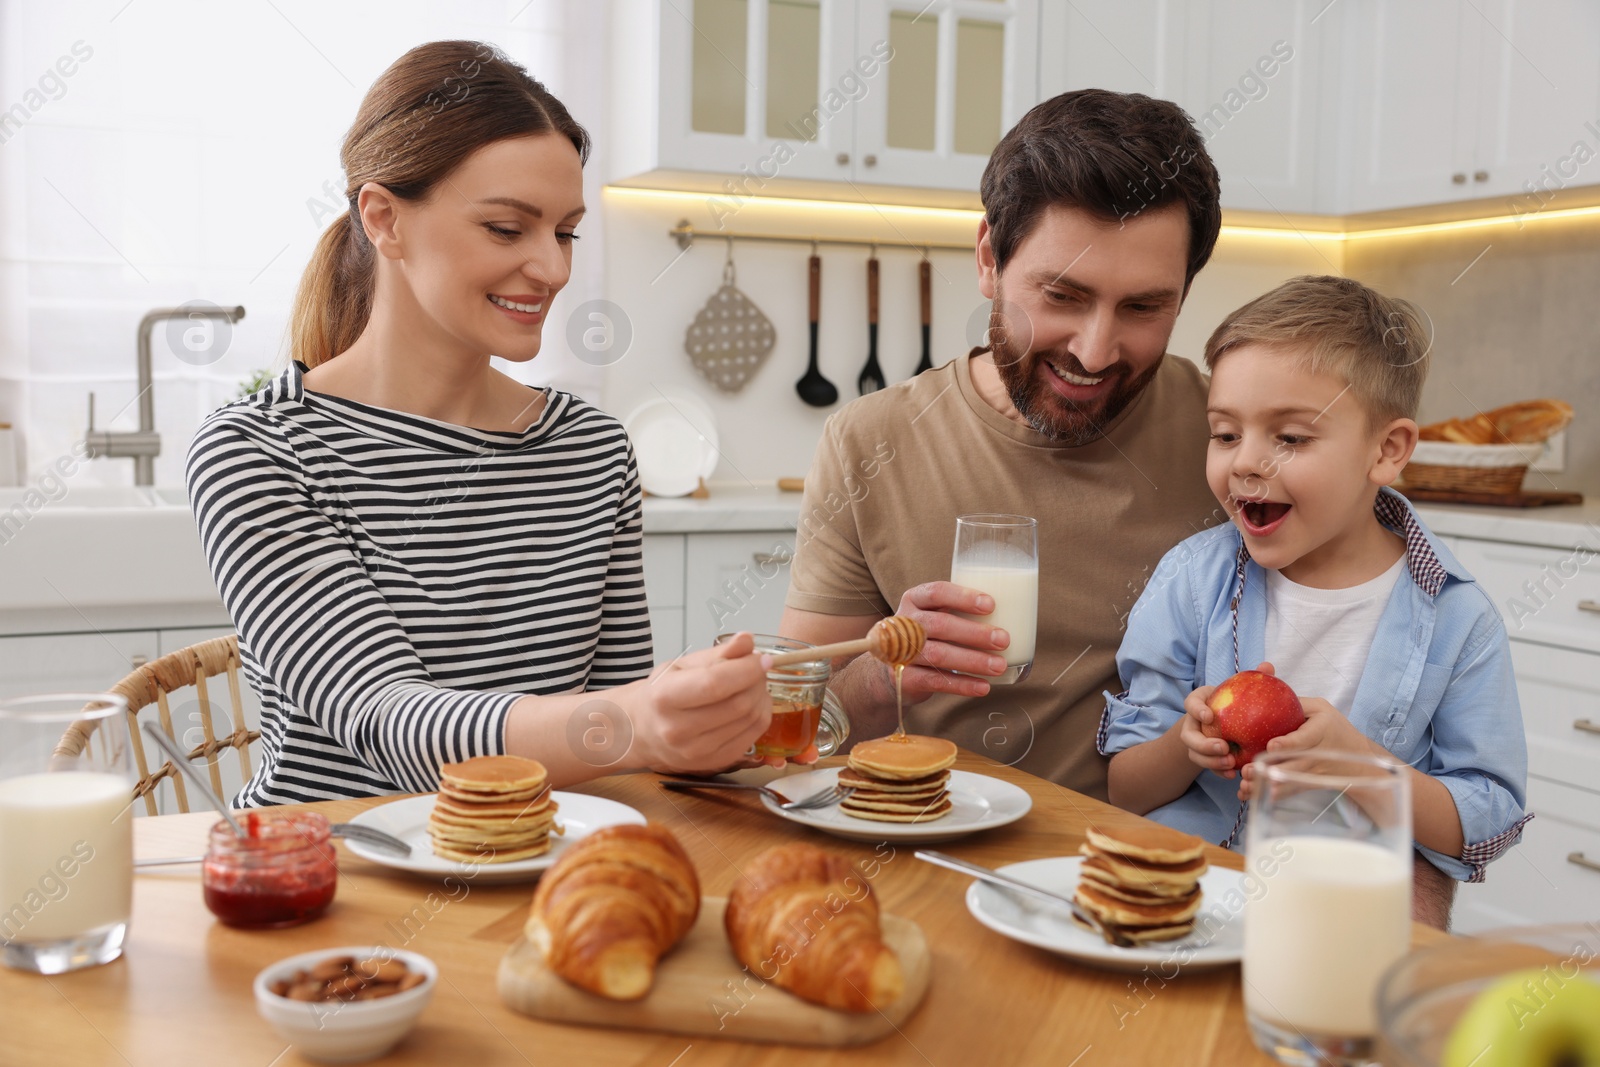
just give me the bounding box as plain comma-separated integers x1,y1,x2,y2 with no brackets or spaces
1439,525,1600,933
683,530,797,650
0,630,157,699
1332,0,1600,214
609,0,1039,194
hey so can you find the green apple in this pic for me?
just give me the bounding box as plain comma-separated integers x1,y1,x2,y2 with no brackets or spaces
1443,967,1600,1067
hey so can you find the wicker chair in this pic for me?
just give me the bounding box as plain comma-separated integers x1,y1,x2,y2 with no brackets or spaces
54,634,260,815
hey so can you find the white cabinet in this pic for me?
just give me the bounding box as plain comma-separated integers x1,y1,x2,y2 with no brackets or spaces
642,534,688,661
1333,0,1600,213
610,0,1039,194
1037,0,1189,103
683,531,797,650
0,630,156,698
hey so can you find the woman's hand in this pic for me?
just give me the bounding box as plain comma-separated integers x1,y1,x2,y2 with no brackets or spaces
626,632,772,776
1180,683,1238,778
877,582,1011,704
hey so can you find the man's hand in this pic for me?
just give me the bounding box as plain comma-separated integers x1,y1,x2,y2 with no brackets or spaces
1238,696,1381,801
885,581,1012,703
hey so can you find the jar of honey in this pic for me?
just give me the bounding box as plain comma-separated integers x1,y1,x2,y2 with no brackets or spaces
716,633,834,760
202,811,337,928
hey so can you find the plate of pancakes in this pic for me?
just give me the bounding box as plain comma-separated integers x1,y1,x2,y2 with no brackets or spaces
759,734,1032,843
343,756,646,885
964,823,1246,972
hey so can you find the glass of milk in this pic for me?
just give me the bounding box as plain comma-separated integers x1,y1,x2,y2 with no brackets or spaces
950,514,1038,684
0,694,135,974
1242,750,1413,1066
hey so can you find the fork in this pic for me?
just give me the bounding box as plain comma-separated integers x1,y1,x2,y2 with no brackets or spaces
330,822,412,856
659,778,855,811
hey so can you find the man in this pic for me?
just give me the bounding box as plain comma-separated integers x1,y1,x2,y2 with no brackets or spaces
779,89,1223,800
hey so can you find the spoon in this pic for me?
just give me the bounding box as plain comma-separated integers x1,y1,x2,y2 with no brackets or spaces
857,253,886,394
765,615,925,668
141,723,247,837
795,252,838,407
914,849,1138,948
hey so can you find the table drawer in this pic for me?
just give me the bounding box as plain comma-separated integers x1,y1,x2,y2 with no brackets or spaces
1453,777,1600,933
1508,641,1600,791
1452,537,1600,653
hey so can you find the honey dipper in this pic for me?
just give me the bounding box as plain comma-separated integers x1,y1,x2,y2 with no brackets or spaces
762,616,926,668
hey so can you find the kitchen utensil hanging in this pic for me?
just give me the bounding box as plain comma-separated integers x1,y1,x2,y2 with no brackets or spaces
914,254,933,375
684,239,777,394
796,246,838,407
857,250,886,394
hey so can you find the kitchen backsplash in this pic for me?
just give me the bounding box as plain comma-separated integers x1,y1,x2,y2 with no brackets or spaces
1345,217,1600,497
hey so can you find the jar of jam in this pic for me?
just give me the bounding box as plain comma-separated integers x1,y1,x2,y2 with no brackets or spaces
203,811,337,928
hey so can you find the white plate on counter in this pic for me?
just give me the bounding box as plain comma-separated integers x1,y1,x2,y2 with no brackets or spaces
963,856,1247,973
622,390,720,497
340,793,646,885
754,767,1032,844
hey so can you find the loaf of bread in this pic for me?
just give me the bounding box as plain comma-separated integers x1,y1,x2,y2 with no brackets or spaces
724,842,903,1013
1419,399,1572,444
526,823,699,1000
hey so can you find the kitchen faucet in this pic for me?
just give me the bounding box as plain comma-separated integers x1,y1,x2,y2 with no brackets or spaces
85,305,246,486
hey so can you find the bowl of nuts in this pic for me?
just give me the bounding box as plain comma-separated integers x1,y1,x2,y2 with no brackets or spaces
253,947,436,1063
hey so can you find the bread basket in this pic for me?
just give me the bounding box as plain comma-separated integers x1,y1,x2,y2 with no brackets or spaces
1400,441,1544,494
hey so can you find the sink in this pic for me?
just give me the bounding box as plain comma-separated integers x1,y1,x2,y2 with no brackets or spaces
0,484,219,611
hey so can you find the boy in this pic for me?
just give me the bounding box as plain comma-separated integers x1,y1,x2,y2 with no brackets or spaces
1098,275,1530,921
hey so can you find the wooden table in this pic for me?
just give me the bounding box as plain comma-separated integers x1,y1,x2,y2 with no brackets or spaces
5,750,1446,1065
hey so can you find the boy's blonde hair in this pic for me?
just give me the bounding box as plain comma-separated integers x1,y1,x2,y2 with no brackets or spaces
1203,275,1430,426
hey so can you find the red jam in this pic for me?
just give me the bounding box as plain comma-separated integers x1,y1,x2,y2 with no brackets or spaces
202,811,337,928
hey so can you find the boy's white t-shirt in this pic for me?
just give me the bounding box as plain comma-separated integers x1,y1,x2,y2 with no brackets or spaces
1262,556,1406,714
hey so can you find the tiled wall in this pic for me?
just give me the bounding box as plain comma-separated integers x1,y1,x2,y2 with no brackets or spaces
0,0,605,489
1345,216,1600,497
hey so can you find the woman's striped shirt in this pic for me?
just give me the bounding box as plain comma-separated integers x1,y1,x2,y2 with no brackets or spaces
184,361,652,806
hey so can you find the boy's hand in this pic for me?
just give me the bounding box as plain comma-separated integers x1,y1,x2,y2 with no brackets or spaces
1238,697,1381,801
1179,684,1238,778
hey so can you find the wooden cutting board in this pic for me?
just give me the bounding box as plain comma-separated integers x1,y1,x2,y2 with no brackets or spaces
1399,486,1583,507
498,897,930,1047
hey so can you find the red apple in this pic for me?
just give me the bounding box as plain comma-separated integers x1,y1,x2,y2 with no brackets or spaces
1203,670,1306,765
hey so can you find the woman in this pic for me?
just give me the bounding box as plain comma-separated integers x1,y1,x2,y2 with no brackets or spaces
187,40,772,804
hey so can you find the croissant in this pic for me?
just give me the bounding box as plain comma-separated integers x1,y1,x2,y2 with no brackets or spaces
724,842,903,1013
526,823,700,1000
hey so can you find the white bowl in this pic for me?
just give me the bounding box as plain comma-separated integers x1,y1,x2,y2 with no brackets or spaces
253,946,437,1064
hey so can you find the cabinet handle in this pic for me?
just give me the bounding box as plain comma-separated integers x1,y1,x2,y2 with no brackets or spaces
864,154,878,167
752,553,791,567
1569,851,1600,875
1473,170,1489,182
1575,719,1600,736
1452,172,1467,184
836,152,850,166
1577,599,1600,614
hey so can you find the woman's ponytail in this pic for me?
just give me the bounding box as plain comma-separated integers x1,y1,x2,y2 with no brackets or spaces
290,209,375,369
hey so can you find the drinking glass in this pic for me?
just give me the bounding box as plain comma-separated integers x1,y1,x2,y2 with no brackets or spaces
0,693,135,974
950,514,1038,684
1243,749,1413,1066
715,634,845,760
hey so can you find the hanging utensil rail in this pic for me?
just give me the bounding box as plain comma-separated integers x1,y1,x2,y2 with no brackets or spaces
670,219,972,254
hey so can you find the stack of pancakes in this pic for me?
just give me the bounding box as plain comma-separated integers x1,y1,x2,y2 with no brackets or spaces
839,734,957,823
1073,824,1207,944
428,756,560,864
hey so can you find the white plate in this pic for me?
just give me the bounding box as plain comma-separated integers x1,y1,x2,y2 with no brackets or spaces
342,793,646,885
622,391,720,497
757,767,1032,844
964,856,1246,973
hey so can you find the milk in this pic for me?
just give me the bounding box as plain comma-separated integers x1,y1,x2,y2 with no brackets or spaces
950,561,1038,669
1243,836,1412,1035
0,773,132,943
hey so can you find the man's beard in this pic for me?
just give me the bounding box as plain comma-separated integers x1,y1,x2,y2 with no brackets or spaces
988,300,1162,446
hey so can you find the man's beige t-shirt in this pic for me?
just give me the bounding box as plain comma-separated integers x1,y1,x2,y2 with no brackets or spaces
786,351,1219,800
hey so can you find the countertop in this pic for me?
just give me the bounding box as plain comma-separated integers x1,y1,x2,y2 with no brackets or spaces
1411,498,1600,551
641,482,803,533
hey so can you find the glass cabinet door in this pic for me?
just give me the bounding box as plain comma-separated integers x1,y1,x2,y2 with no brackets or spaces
854,0,1039,190
661,0,858,183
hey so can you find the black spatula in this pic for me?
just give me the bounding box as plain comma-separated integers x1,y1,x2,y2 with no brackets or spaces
857,254,885,394
796,253,837,407
914,258,932,374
